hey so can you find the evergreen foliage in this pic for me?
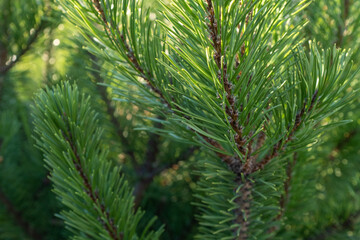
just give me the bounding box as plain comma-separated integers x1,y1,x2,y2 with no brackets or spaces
0,0,359,239
32,83,163,240
279,1,360,239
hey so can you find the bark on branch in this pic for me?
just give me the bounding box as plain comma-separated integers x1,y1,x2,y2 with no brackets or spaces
61,113,123,240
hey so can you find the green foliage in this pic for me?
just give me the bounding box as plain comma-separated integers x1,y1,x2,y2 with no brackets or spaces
1,0,359,239
277,1,360,239
53,0,358,239
32,82,163,240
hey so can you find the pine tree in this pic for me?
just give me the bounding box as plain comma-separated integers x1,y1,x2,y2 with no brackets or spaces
29,0,359,239
1,0,359,239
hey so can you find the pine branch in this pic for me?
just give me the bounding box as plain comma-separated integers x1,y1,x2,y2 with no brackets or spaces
253,90,318,172
33,83,163,240
58,1,358,239
88,54,194,207
0,189,44,240
204,2,257,239
0,19,45,104
60,114,123,240
91,0,226,159
88,51,194,208
91,0,171,108
205,0,246,156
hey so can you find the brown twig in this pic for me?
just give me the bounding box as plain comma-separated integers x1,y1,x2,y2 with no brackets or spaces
252,105,271,159
242,132,255,175
234,178,253,240
206,0,246,156
61,113,123,240
92,0,171,109
253,131,266,154
205,2,256,239
253,90,318,172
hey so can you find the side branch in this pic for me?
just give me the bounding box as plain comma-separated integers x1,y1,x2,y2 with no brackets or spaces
205,0,246,155
61,113,123,240
92,0,226,158
253,90,318,172
0,20,45,102
91,0,171,108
